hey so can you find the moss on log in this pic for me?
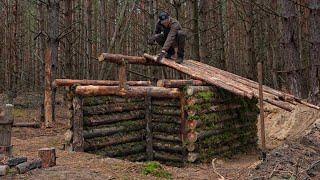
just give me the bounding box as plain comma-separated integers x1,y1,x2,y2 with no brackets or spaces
83,96,144,106
152,106,181,116
83,102,145,115
152,123,180,134
153,142,184,153
152,115,181,124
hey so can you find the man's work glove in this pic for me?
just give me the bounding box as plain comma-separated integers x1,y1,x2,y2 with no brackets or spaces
156,50,167,62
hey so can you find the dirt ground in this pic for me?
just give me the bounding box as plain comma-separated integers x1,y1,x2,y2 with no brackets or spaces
1,93,320,179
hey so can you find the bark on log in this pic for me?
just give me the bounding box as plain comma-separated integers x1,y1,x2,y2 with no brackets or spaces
83,102,145,115
152,107,181,116
104,144,146,157
144,54,254,98
152,124,180,134
44,49,53,128
186,96,227,106
16,159,42,174
54,79,151,87
83,123,145,139
186,86,216,96
83,96,144,106
4,157,27,166
157,79,207,88
152,99,180,107
84,110,145,126
38,148,56,168
72,96,84,151
84,135,143,151
0,165,9,176
153,142,184,153
152,115,181,124
186,104,242,116
98,53,159,65
75,86,182,98
13,122,40,128
153,134,181,143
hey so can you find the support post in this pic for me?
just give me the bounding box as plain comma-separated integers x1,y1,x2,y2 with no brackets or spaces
119,59,127,90
258,62,266,160
145,89,153,160
72,95,84,151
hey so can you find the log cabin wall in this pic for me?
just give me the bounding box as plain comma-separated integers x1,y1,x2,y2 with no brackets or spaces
64,84,259,166
184,86,259,162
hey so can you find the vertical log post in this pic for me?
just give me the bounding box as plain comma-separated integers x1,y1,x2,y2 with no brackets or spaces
72,95,84,151
0,104,14,160
258,62,266,160
145,89,153,160
119,58,127,90
180,94,187,165
44,49,53,128
38,147,56,168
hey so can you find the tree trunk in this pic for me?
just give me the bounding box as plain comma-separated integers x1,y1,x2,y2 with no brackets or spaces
308,0,320,105
280,0,302,97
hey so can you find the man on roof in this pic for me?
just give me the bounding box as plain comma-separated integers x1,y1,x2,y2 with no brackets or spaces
148,11,186,64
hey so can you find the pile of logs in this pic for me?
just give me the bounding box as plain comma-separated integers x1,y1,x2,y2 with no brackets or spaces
0,148,56,176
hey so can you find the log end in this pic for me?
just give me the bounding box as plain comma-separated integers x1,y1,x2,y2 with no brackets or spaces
98,53,106,62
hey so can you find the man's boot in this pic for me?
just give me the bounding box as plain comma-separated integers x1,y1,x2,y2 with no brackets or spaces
165,47,175,59
177,52,184,64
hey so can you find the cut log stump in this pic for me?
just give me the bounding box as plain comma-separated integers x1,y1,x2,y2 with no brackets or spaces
16,159,42,174
0,165,9,176
38,148,56,168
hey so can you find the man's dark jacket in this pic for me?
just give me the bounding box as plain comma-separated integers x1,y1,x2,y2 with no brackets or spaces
154,18,182,52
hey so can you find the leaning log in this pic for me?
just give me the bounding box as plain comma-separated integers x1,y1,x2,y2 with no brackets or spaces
157,79,207,88
144,53,254,99
13,122,40,128
16,159,42,174
98,53,159,65
54,79,151,87
38,148,56,168
75,86,181,98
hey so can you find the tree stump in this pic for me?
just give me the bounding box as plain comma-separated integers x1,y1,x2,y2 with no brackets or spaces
0,104,14,160
38,148,56,168
0,165,9,176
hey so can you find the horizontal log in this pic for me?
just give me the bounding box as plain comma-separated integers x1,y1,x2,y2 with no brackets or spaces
83,122,145,139
152,115,181,124
152,99,180,107
186,96,227,106
186,86,216,96
83,96,144,106
84,134,144,151
104,144,146,157
84,110,145,126
152,124,180,134
125,153,147,162
75,86,182,98
3,157,27,167
83,102,145,115
157,79,207,88
187,104,242,116
153,133,181,143
98,53,159,65
153,142,184,153
13,122,40,128
54,79,151,87
16,159,42,174
152,106,181,116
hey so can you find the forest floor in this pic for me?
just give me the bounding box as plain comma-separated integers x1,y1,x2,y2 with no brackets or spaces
1,93,320,179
